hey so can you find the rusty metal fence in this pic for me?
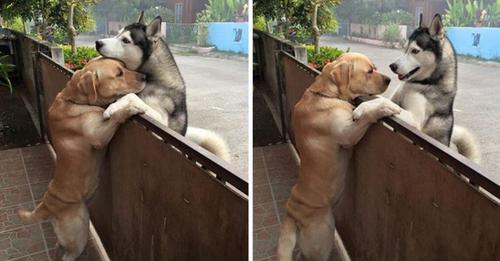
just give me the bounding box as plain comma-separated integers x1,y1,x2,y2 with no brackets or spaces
278,50,500,259
35,52,248,260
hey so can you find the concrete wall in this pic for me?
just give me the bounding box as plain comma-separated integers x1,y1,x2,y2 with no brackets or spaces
446,27,500,61
208,22,248,54
350,23,407,40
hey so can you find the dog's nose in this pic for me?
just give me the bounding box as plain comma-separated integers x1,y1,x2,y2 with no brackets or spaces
137,74,147,81
384,77,391,85
95,40,103,50
389,63,398,72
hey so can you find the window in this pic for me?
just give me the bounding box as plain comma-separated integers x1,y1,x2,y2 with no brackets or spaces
175,3,183,23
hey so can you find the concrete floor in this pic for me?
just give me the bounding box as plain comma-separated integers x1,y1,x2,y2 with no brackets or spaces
321,36,500,184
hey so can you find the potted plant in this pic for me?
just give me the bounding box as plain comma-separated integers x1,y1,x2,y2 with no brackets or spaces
194,10,215,54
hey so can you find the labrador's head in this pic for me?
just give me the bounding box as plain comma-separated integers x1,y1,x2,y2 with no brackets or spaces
69,57,146,106
321,52,391,100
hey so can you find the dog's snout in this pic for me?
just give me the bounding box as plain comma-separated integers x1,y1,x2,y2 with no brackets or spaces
95,40,103,50
137,73,147,82
389,63,398,73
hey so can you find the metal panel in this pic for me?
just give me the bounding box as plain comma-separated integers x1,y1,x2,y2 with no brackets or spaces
335,124,500,260
38,53,73,141
281,52,318,143
95,121,248,260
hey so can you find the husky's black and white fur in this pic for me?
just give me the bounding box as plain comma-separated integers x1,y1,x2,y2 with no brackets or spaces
95,13,229,161
389,14,480,163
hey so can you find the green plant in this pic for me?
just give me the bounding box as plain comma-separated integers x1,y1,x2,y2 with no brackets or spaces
253,15,267,32
305,45,347,71
383,24,401,48
444,0,483,27
196,10,210,47
0,55,15,93
486,0,500,27
380,10,413,25
3,17,25,32
205,0,245,22
60,45,99,70
166,24,197,44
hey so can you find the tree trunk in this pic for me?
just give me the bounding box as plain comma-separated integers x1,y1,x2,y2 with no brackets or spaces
22,19,27,34
68,2,77,54
312,3,320,54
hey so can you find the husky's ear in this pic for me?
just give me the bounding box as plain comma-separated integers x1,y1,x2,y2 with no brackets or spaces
137,11,145,24
146,16,162,39
429,14,444,37
418,13,423,28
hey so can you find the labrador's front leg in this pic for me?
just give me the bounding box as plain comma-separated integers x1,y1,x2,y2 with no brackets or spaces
103,93,163,122
84,105,145,150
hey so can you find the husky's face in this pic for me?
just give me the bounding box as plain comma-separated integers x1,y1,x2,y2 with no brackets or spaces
390,14,444,82
96,16,162,70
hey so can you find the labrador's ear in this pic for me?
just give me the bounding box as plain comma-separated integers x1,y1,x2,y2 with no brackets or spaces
429,14,444,38
146,16,162,39
328,60,351,88
88,56,104,64
137,10,145,24
77,71,98,103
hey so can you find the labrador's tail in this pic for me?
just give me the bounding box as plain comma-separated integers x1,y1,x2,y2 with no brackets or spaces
17,202,52,224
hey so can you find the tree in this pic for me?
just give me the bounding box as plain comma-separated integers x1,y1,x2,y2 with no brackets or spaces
254,0,340,41
0,0,96,45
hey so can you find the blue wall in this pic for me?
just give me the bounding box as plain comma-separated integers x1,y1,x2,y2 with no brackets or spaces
447,27,500,61
208,22,248,54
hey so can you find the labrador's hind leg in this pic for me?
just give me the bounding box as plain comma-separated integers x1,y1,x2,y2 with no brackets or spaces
298,210,335,261
52,204,89,261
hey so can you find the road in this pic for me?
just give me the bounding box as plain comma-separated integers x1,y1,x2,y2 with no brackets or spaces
321,36,500,184
77,34,249,177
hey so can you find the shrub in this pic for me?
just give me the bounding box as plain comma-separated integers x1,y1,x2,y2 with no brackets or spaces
383,24,401,48
305,45,348,71
253,15,267,32
443,0,484,27
380,10,413,25
60,45,99,70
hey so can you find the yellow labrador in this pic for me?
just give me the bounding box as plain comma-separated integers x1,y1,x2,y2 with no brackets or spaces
17,58,148,261
277,53,401,261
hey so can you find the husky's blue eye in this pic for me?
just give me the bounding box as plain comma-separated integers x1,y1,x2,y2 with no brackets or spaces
411,49,420,54
122,38,131,44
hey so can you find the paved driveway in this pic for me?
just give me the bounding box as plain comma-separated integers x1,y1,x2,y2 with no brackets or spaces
321,36,500,183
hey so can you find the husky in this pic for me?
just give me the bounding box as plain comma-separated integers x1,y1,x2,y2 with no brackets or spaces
95,13,230,161
389,14,480,163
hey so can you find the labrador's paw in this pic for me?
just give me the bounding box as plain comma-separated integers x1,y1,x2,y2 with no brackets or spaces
103,99,127,120
352,103,368,121
103,94,137,119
